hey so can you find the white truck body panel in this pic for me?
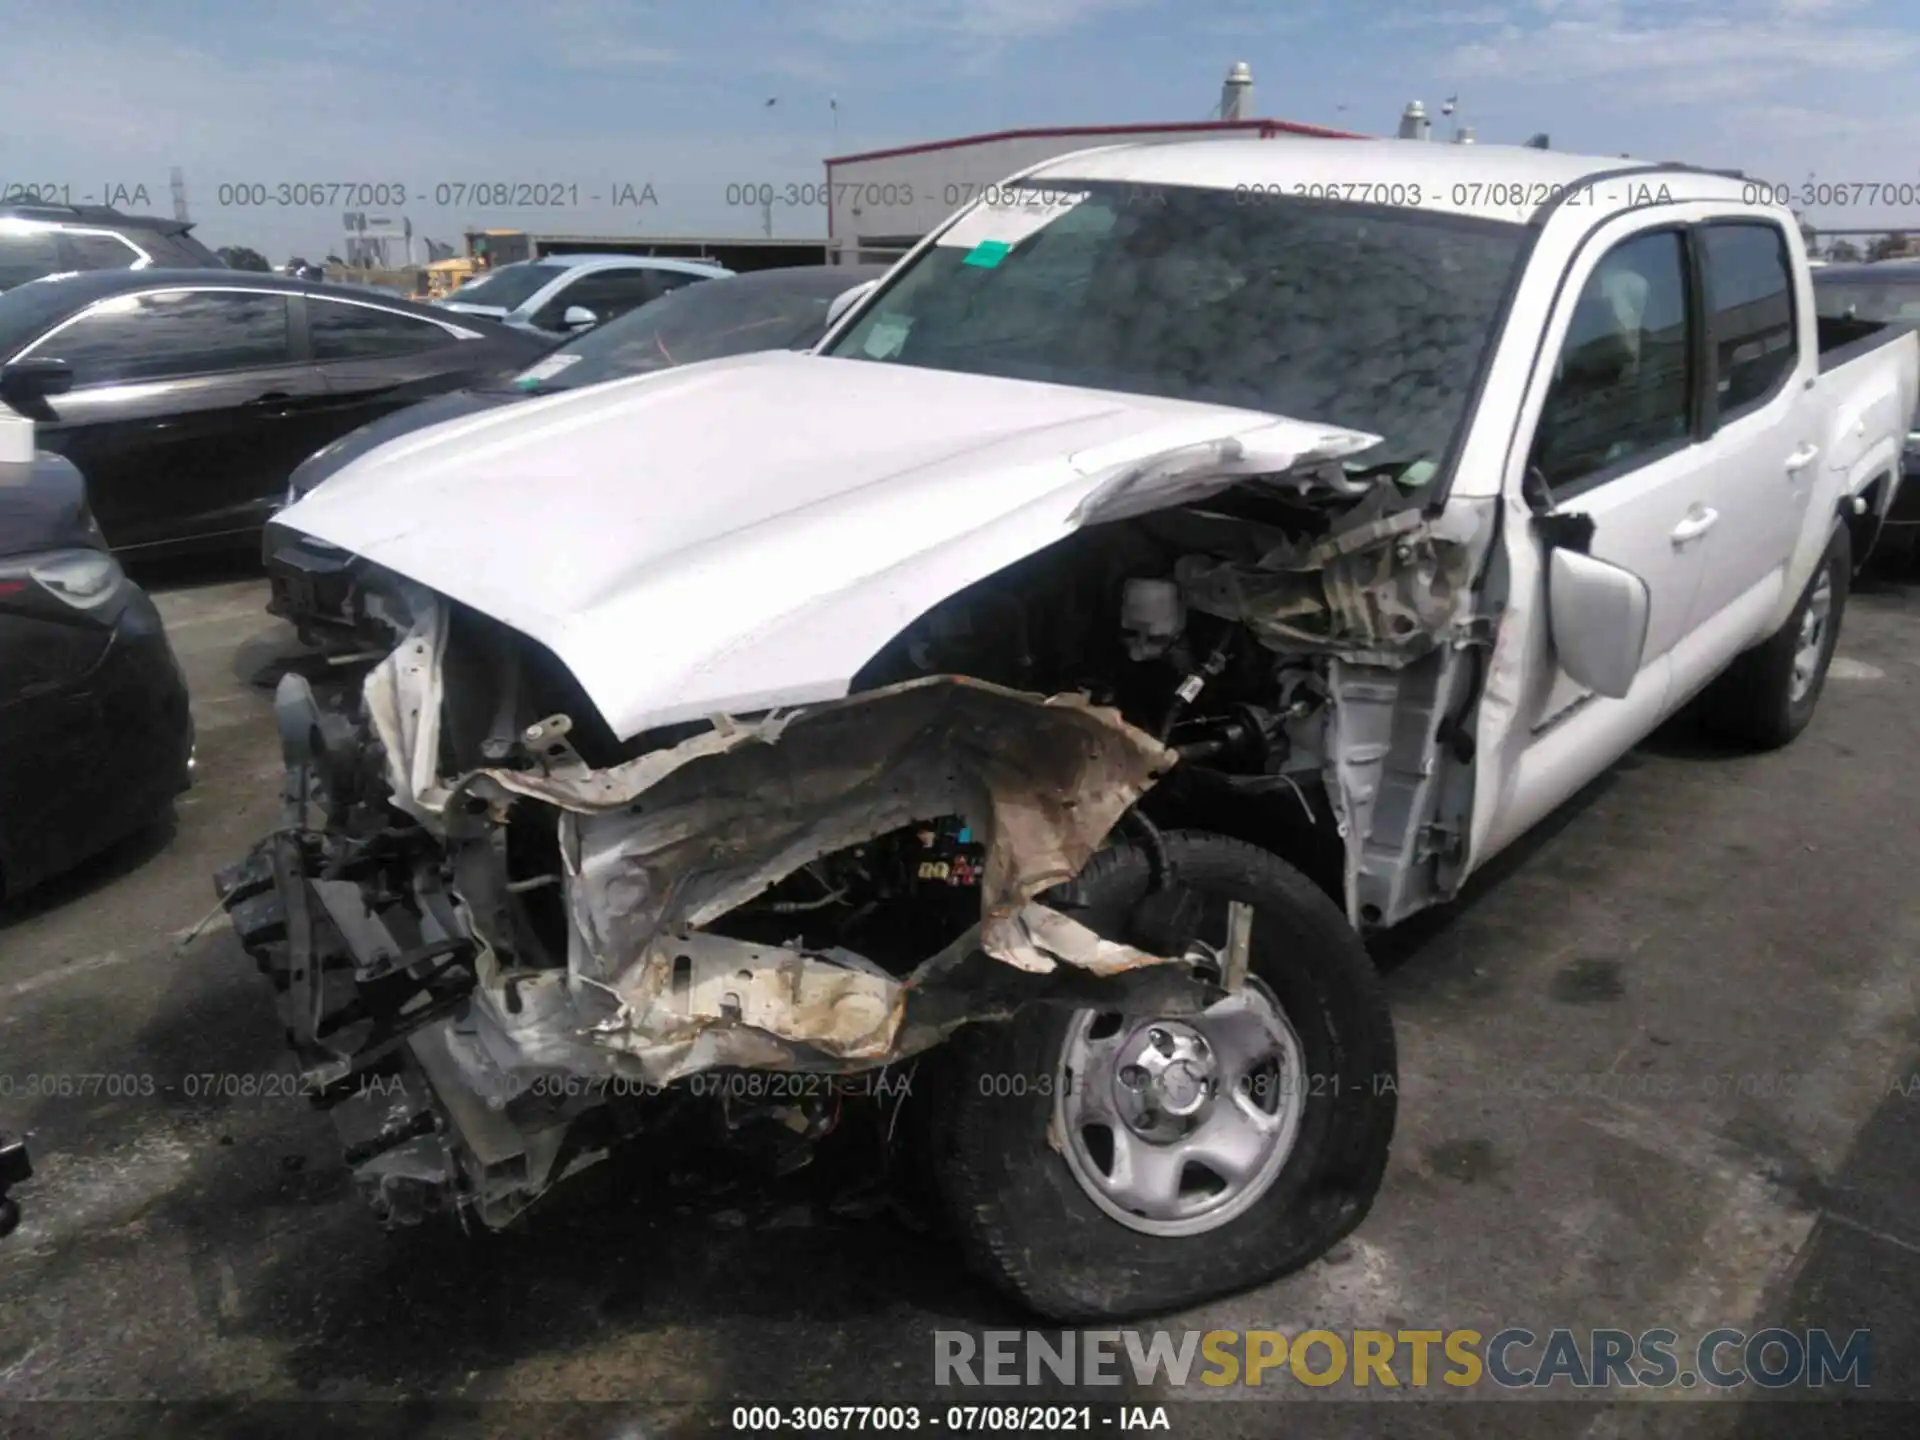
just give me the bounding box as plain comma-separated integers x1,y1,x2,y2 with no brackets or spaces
1464,192,1918,869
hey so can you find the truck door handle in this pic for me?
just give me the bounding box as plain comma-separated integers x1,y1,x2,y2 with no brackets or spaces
1670,507,1720,546
1785,443,1820,472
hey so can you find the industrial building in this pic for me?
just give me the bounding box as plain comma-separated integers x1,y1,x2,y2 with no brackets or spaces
463,228,831,272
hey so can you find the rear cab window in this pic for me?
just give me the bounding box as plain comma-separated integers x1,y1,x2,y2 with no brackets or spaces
1698,221,1797,421
1815,277,1920,324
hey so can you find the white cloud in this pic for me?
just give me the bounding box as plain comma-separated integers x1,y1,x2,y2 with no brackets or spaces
1373,6,1518,29
804,0,1157,43
553,42,681,70
1449,7,1920,100
536,0,681,70
1193,0,1324,38
1443,4,1920,224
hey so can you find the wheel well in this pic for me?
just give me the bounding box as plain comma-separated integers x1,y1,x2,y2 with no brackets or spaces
1138,764,1347,908
1843,472,1893,570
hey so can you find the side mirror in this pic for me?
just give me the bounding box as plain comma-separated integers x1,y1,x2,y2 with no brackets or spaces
1547,548,1650,700
824,279,879,331
562,305,599,331
0,359,75,420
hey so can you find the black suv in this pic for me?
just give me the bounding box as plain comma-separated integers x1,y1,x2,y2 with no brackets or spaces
0,199,225,291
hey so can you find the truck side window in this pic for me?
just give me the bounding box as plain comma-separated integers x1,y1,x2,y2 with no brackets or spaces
1529,230,1693,496
1699,221,1796,421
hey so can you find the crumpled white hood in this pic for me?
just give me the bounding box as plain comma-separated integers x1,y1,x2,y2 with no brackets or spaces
281,350,1377,738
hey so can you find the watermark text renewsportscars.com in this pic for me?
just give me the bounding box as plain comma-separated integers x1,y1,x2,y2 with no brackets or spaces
935,1327,1872,1392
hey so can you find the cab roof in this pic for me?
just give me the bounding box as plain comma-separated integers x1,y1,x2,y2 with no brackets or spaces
1030,137,1760,227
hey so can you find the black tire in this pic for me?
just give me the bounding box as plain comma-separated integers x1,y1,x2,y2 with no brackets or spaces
1698,524,1849,750
918,828,1396,1321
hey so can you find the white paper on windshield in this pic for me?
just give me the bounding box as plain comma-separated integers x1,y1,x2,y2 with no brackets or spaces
862,315,912,359
935,188,1090,252
516,352,584,384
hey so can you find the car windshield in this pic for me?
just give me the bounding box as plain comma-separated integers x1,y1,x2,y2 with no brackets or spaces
444,261,561,311
510,268,884,390
1814,277,1920,324
138,227,223,267
823,181,1528,475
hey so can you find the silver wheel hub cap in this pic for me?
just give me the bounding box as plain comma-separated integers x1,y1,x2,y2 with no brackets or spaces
1790,568,1833,704
1056,913,1307,1238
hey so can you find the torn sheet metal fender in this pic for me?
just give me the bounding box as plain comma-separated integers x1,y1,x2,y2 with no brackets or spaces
361,597,1203,1084
1066,418,1384,526
286,350,1381,739
1174,499,1483,667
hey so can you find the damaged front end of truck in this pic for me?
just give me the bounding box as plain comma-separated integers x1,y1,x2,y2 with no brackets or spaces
218,605,1212,1226
218,363,1498,1244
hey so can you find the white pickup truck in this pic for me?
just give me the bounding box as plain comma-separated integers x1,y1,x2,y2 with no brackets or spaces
224,138,1918,1321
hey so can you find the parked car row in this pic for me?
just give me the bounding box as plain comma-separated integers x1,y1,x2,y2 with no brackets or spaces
0,260,888,902
0,271,552,555
437,253,734,339
266,262,888,637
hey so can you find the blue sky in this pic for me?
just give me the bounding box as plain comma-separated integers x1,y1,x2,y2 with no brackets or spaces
4,0,1917,260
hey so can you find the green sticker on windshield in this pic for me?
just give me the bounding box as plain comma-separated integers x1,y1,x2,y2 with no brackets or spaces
963,239,1012,269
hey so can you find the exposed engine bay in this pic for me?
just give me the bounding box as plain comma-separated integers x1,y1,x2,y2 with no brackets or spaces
222,468,1498,1229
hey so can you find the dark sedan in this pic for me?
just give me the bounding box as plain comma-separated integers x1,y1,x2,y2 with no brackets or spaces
0,270,552,556
0,431,194,902
265,264,889,640
1814,261,1920,565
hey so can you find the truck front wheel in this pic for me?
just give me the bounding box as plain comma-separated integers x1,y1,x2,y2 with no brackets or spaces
1699,524,1850,750
919,829,1397,1321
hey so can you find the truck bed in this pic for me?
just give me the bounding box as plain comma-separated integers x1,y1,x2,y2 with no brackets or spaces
1817,314,1917,373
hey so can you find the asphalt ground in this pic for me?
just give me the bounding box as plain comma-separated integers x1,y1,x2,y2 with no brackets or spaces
1,555,1917,1440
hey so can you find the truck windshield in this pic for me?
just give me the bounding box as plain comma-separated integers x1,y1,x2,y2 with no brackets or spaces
824,182,1528,475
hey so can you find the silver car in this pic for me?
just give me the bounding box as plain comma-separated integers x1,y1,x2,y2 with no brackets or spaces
438,253,731,338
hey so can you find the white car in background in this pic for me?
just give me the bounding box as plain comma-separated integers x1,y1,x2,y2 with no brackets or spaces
438,253,731,338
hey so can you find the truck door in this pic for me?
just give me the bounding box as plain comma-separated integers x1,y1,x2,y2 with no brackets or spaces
1476,219,1716,859
1664,217,1815,703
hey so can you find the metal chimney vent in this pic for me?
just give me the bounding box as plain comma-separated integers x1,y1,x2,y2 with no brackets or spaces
1220,62,1253,122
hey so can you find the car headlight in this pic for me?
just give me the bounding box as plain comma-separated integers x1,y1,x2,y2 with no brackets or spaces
7,548,126,610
